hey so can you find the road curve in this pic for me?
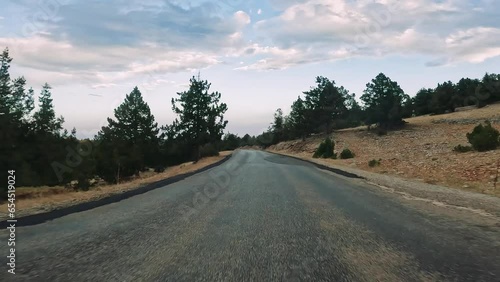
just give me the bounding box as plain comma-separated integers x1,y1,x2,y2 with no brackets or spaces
1,150,499,281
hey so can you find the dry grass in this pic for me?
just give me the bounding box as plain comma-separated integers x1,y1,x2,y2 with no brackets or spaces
1,151,232,220
269,103,500,197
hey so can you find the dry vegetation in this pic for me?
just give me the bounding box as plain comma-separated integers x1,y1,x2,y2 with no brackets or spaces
0,151,232,220
269,103,500,197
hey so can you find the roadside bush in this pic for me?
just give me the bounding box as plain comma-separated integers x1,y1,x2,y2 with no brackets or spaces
313,137,336,159
199,143,219,158
466,121,500,152
340,148,355,159
76,177,91,191
154,165,166,173
453,144,473,153
368,159,381,167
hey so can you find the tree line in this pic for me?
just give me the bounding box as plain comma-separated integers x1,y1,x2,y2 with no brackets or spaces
0,48,232,197
1,44,499,196
256,72,500,146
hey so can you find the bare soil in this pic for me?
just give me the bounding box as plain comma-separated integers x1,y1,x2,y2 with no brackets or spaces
269,103,500,197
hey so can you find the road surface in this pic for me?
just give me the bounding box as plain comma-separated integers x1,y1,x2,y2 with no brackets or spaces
1,150,500,281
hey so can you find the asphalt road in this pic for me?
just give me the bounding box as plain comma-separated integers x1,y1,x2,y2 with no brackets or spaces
1,150,500,281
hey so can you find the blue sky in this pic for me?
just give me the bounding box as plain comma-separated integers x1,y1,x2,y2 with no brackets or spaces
1,0,499,138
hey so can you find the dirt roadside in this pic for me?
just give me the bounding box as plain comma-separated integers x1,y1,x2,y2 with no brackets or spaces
269,103,500,197
0,152,232,221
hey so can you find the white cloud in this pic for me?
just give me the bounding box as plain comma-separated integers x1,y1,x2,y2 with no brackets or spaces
242,0,500,70
236,44,354,71
4,0,500,77
91,83,118,89
234,10,251,25
0,2,253,87
0,36,222,87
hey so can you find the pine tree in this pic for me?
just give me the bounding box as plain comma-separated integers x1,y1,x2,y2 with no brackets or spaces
271,108,285,143
0,48,12,117
413,88,434,116
171,76,228,160
95,86,160,183
106,86,159,143
303,76,348,133
288,97,309,140
33,83,64,135
0,48,12,200
431,81,457,114
361,73,409,129
10,77,35,123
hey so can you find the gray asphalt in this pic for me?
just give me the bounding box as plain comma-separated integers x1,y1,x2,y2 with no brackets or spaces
1,150,500,281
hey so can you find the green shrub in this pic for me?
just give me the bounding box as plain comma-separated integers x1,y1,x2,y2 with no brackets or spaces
154,165,166,173
466,121,500,152
340,148,355,159
368,159,381,167
453,144,473,153
76,176,91,191
313,137,335,159
199,143,219,158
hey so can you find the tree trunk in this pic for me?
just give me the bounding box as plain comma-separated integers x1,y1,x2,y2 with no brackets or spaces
116,161,120,184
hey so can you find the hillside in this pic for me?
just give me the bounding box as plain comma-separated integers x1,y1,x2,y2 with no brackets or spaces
269,103,500,197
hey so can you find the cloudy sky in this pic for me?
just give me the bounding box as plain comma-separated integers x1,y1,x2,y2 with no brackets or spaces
1,0,499,138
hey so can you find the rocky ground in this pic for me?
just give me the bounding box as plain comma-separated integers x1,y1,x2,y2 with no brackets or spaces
269,103,500,197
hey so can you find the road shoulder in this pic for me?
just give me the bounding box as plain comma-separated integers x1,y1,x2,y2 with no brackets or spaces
267,150,500,219
0,153,233,227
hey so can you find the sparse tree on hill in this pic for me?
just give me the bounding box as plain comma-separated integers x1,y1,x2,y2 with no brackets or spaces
477,73,500,106
413,88,434,116
361,73,410,129
431,81,457,114
303,76,348,133
456,78,481,107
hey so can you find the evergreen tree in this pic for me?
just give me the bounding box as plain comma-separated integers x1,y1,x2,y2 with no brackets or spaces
303,76,347,133
361,73,409,129
33,83,64,135
10,77,35,123
271,108,285,144
456,78,480,107
413,88,434,116
338,92,363,128
107,87,159,144
221,133,241,150
240,134,253,146
95,86,160,183
0,48,12,117
171,76,228,160
287,97,309,140
431,81,457,114
477,73,500,106
0,48,12,199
